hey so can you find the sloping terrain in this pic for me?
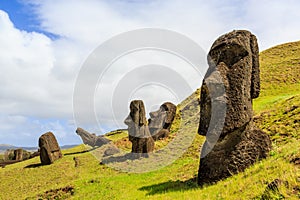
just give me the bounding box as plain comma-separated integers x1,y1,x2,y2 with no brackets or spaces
0,41,299,200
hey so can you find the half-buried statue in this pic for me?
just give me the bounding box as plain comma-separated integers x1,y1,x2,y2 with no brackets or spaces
198,30,271,185
124,100,154,157
148,102,177,141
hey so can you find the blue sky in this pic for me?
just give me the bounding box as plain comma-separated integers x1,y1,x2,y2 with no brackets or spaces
0,0,300,147
1,0,59,39
1,0,36,31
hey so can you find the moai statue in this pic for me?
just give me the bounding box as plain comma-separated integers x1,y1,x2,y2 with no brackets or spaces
4,149,30,161
13,149,23,161
198,30,271,185
124,100,154,157
76,127,111,147
148,102,177,140
39,132,63,165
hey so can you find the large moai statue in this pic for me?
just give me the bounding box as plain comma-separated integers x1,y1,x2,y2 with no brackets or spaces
39,132,62,165
124,100,154,157
198,30,271,185
148,102,177,140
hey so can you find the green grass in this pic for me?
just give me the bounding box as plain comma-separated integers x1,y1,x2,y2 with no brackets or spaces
254,41,300,113
0,41,300,200
0,133,299,199
254,94,300,142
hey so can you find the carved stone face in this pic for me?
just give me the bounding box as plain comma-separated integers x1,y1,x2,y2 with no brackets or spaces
124,100,155,154
76,128,96,146
149,102,176,131
125,100,147,125
199,30,260,137
124,100,148,138
148,106,167,129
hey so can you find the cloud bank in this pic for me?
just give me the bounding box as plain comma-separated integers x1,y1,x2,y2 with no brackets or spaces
1,0,300,146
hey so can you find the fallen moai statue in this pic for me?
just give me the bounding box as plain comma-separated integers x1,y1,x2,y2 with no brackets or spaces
76,127,111,147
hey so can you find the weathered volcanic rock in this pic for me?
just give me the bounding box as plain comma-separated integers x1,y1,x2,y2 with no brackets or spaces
124,100,154,156
76,127,111,147
198,30,271,185
13,149,23,161
4,149,31,161
149,102,177,140
39,132,62,165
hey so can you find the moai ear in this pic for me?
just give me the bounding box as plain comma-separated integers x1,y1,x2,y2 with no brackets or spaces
250,34,260,99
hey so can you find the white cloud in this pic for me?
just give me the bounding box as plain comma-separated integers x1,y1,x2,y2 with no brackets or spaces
1,0,300,145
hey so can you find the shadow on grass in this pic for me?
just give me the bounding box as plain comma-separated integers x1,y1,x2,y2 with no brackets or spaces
24,163,43,168
63,147,99,156
139,177,199,196
101,153,149,164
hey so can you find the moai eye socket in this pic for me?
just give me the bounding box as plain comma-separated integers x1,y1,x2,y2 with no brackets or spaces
209,43,249,67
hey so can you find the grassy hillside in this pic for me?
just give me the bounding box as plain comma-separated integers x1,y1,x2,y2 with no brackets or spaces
0,41,299,200
253,41,300,113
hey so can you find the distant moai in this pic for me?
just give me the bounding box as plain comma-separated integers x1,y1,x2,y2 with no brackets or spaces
13,149,23,161
124,100,154,157
148,102,177,140
4,148,31,161
39,132,62,165
198,30,271,185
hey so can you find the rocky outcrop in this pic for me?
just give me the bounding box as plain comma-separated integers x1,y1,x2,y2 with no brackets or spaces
124,100,154,157
149,102,177,140
198,30,271,185
76,127,111,147
38,132,62,165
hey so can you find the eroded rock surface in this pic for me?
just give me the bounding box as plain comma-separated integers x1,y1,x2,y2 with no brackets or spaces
198,30,271,185
39,132,62,165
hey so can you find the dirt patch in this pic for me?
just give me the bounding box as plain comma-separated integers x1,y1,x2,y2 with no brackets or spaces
35,186,75,200
258,179,287,200
290,157,300,166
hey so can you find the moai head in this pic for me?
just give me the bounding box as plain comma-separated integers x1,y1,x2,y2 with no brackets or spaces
149,102,177,131
199,30,260,137
76,127,96,146
124,100,154,154
13,149,23,161
39,132,62,165
124,100,148,138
